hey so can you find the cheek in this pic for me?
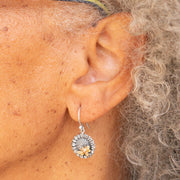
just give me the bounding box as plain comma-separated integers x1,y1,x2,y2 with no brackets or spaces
0,6,75,166
0,55,67,166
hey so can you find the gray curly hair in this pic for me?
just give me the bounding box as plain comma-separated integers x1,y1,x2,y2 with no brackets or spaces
101,0,180,179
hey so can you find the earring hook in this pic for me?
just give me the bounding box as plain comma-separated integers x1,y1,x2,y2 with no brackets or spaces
78,106,85,134
78,106,82,126
78,106,90,134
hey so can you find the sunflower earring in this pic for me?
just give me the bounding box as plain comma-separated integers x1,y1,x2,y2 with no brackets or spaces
71,106,95,159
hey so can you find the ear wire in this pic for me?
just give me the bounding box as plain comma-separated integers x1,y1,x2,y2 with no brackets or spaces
78,105,90,131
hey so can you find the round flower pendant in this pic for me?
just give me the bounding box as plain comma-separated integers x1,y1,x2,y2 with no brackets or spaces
72,133,95,159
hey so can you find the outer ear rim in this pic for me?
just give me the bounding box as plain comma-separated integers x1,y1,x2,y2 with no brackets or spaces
88,13,132,58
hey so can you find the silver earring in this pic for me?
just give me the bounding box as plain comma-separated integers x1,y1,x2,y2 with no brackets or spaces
71,106,95,159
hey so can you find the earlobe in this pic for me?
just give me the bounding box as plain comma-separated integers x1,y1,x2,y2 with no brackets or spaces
66,13,145,123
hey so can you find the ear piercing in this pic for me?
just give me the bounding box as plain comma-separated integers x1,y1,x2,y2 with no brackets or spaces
71,106,95,159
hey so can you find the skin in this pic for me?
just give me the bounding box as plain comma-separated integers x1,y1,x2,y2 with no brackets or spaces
0,0,144,179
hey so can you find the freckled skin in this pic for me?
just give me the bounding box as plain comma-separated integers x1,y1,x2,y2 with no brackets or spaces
0,1,107,179
0,0,132,180
0,0,89,168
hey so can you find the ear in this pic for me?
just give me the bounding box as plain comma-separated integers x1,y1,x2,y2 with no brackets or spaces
66,13,145,122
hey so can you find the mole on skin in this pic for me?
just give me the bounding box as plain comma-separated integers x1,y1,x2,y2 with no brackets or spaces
1,26,8,32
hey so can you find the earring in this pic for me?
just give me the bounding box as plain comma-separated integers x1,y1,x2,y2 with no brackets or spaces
72,106,95,159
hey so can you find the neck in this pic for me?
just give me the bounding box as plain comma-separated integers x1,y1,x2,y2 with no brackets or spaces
0,108,127,180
